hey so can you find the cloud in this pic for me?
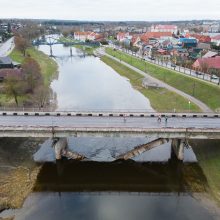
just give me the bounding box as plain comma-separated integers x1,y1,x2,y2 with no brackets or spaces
0,0,220,20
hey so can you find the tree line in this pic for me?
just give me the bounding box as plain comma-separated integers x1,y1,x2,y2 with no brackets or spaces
3,23,51,108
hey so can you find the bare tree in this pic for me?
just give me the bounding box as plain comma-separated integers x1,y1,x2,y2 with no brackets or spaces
33,85,50,109
4,75,26,106
200,61,209,79
14,36,30,56
22,57,43,93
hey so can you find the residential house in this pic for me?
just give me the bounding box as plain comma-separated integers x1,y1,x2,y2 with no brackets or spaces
87,32,104,41
131,35,141,47
0,68,23,82
116,32,130,42
192,56,220,70
178,38,197,48
190,34,211,43
0,56,14,69
170,48,189,57
140,32,173,44
74,32,91,42
197,43,211,51
211,35,220,46
202,51,218,58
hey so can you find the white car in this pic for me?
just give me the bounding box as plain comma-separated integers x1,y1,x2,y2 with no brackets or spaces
211,74,219,80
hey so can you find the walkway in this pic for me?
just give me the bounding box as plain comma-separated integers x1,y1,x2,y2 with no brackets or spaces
0,37,14,57
99,48,213,113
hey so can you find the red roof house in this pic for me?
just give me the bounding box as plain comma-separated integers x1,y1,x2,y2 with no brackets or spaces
192,56,220,70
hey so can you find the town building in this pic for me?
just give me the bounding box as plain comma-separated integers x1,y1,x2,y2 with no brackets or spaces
178,38,197,48
211,35,220,46
150,25,178,34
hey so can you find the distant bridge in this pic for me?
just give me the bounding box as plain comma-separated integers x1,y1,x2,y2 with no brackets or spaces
0,111,219,161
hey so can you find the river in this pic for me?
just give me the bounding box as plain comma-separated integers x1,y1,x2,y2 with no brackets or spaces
1,43,220,219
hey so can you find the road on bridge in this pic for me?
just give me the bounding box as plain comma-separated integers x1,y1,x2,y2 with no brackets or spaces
0,115,219,129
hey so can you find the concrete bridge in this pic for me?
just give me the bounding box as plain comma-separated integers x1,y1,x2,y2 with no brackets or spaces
0,111,220,161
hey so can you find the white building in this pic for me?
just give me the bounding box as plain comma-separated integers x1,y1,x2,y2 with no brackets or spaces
151,25,178,34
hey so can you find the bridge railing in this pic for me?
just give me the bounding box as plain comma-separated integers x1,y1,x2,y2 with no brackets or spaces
0,107,219,115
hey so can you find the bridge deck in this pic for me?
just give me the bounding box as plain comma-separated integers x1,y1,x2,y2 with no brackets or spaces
0,113,220,139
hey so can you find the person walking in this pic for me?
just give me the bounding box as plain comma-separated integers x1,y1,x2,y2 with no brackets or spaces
165,115,168,123
123,114,126,123
157,114,161,123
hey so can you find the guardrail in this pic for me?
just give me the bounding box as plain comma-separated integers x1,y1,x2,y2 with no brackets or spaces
0,110,219,118
0,107,219,113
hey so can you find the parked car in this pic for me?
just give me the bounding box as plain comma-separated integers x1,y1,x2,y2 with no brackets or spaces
171,63,176,67
211,74,219,80
149,57,155,60
195,71,202,75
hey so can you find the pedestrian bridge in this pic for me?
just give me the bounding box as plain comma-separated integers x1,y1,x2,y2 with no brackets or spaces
0,111,219,161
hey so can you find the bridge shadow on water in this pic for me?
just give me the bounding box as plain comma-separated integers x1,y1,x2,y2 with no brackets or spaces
34,159,208,194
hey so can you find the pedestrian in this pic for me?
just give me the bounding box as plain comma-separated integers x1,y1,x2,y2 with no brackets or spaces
123,114,126,123
157,114,161,123
165,115,168,123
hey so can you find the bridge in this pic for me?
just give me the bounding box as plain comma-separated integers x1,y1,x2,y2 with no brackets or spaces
0,111,220,161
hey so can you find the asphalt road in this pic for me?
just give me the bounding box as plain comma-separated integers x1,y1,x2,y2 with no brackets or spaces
0,115,219,129
0,37,14,56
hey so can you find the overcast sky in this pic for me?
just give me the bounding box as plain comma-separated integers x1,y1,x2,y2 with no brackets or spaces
0,0,220,21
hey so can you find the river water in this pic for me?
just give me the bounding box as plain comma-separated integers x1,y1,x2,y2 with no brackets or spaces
1,44,220,219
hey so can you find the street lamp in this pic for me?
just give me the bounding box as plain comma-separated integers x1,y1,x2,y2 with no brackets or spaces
188,101,191,113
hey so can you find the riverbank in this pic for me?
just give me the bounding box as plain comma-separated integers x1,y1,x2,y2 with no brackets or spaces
73,45,98,56
0,46,58,107
191,140,220,205
106,48,220,112
10,47,58,86
101,55,200,112
0,138,46,213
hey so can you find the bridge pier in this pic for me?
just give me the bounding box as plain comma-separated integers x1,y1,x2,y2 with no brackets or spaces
116,138,169,160
52,137,86,160
53,137,67,160
171,139,185,161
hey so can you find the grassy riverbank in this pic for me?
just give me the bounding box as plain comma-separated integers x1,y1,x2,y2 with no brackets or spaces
106,48,220,112
101,55,200,112
73,45,98,56
0,46,58,106
10,47,58,86
191,140,220,205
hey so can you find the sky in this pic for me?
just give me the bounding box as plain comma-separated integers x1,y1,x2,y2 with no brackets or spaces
0,0,220,21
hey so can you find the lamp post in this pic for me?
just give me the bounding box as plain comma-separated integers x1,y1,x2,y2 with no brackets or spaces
188,101,191,113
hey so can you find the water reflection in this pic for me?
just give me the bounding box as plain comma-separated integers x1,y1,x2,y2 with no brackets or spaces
13,160,217,220
34,160,207,193
38,44,153,111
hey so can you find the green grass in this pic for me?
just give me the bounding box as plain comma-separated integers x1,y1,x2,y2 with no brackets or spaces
0,93,29,107
73,45,98,56
106,48,220,112
58,36,79,43
191,140,220,204
101,56,200,112
10,47,58,86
